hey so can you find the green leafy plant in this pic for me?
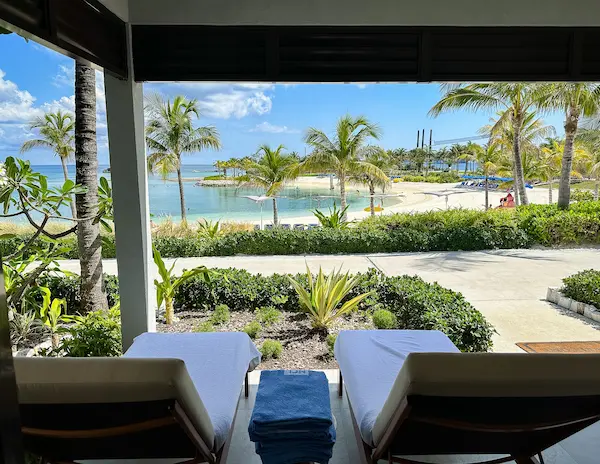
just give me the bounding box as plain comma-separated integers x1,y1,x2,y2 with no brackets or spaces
288,265,374,330
243,321,261,339
198,219,222,239
153,245,212,324
312,203,351,229
561,269,600,308
571,189,595,202
39,289,68,348
260,339,282,359
256,306,281,326
326,333,337,357
211,304,230,325
52,306,122,357
372,309,397,329
9,311,46,350
194,321,215,333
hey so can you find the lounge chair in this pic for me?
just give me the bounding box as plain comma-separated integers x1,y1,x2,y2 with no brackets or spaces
335,330,600,464
15,332,261,464
282,224,291,230
308,223,320,229
265,224,273,230
254,224,260,230
293,224,305,230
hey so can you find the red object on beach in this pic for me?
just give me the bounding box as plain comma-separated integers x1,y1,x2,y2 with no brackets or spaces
498,192,515,209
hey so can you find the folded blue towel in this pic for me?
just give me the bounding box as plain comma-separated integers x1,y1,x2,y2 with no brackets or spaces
249,370,335,463
254,427,335,464
249,370,334,439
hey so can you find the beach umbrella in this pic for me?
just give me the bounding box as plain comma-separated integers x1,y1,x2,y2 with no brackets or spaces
242,195,274,229
421,189,471,209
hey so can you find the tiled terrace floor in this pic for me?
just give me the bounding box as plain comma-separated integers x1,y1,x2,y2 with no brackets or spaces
227,370,600,464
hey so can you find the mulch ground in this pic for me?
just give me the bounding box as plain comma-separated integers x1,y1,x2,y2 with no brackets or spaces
157,309,374,369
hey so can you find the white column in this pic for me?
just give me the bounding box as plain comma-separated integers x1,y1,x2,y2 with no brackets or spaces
104,69,155,350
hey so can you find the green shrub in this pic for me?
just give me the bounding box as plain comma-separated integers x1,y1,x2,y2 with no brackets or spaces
256,306,281,326
54,308,122,357
372,309,397,329
211,304,230,325
401,172,462,183
377,274,495,352
561,269,600,308
194,321,215,332
243,321,262,339
38,274,120,314
326,333,337,357
571,189,595,202
260,339,283,359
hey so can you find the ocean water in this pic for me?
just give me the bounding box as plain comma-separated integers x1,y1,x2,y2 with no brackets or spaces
19,164,393,223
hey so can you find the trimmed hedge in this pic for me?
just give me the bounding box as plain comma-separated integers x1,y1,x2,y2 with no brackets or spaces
6,201,600,258
39,274,120,314
561,269,600,309
46,267,492,352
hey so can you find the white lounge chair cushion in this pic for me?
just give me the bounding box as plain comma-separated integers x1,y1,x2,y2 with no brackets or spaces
14,357,216,449
124,332,261,449
373,351,600,445
334,330,459,446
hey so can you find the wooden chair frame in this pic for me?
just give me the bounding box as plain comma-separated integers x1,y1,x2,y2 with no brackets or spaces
339,372,600,464
20,372,251,464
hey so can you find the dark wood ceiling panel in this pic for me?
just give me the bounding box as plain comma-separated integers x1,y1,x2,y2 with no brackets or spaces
0,0,127,78
131,26,600,82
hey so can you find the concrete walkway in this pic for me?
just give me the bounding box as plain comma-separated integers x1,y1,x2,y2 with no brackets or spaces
59,248,600,352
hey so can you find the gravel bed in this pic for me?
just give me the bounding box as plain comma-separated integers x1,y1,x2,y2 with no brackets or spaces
157,309,374,369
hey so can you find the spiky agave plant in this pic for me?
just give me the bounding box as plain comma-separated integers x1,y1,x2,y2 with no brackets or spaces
288,265,374,330
312,202,351,229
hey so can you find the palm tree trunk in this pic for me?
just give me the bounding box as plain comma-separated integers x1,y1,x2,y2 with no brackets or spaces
339,171,347,220
61,156,78,218
74,62,107,313
272,198,279,226
484,173,489,210
595,179,599,201
329,173,334,190
463,160,468,175
165,297,174,325
549,181,553,204
512,165,520,206
369,183,375,216
176,164,187,223
512,120,529,205
558,109,579,209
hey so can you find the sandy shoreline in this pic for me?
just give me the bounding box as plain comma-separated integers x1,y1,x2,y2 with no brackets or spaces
187,176,553,226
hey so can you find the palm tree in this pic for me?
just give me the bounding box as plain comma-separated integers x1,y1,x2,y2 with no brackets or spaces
473,143,501,210
430,83,542,205
535,83,600,208
146,95,221,223
240,144,299,226
20,110,77,217
539,142,563,203
303,115,388,218
351,146,392,216
577,127,600,199
481,110,555,205
74,62,107,312
457,142,481,175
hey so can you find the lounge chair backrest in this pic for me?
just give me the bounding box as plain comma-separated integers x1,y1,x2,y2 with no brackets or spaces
372,352,600,445
14,357,216,449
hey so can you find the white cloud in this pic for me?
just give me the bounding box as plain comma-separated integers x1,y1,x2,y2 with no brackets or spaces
249,122,299,134
0,69,42,123
145,82,275,119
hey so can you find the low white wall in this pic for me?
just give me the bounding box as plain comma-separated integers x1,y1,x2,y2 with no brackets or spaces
547,287,600,323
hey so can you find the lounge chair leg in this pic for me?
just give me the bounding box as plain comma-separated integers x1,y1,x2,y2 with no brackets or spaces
338,371,343,397
245,372,249,398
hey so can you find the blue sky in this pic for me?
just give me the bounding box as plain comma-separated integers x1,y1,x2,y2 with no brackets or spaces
0,33,567,165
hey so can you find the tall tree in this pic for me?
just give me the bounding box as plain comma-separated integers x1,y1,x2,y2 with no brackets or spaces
302,115,388,219
535,83,600,208
539,141,563,203
20,110,77,217
351,146,392,216
146,95,221,223
481,110,554,205
239,144,299,226
471,143,500,210
577,127,600,199
74,62,107,312
430,83,541,205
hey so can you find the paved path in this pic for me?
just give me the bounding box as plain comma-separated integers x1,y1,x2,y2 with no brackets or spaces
59,247,600,352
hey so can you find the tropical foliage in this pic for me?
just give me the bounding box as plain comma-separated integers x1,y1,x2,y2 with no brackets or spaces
302,115,388,218
146,94,221,222
312,202,351,229
288,266,374,330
